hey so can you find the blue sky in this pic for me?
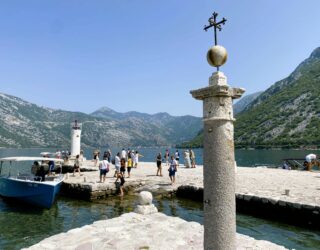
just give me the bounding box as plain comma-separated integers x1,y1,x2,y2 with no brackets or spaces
0,0,319,117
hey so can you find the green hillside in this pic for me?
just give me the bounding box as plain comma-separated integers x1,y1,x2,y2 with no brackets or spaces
181,47,320,149
236,47,320,148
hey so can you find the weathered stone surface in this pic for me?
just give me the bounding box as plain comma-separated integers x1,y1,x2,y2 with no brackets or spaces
134,204,158,215
138,191,153,205
24,212,287,250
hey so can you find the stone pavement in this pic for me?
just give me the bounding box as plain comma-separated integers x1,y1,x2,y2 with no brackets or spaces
23,212,287,250
63,161,320,208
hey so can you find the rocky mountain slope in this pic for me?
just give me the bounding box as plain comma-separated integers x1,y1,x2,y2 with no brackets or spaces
233,92,263,114
235,47,320,148
91,108,201,145
181,47,320,148
0,94,201,148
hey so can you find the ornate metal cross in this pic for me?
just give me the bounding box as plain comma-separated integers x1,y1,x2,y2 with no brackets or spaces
204,12,227,45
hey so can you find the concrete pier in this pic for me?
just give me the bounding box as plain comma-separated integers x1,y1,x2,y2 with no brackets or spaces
60,161,320,229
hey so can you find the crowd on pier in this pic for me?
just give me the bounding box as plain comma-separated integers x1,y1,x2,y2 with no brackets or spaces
71,148,197,196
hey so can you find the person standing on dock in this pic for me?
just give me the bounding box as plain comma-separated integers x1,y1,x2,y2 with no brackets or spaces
134,150,143,168
127,153,133,178
73,155,81,176
165,149,170,166
99,157,110,183
175,150,180,166
189,149,196,168
184,150,191,168
168,155,177,185
120,157,126,176
114,152,121,177
93,151,100,167
105,149,112,163
156,152,163,176
121,148,127,162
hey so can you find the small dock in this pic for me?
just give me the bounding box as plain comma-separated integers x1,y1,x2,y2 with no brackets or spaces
61,161,320,229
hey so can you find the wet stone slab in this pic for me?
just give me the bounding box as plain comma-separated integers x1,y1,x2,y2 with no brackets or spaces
23,212,287,250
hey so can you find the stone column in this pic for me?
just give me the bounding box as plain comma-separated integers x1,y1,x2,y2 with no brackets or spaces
191,71,244,250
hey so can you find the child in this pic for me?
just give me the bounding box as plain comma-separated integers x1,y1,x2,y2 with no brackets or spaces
115,172,125,196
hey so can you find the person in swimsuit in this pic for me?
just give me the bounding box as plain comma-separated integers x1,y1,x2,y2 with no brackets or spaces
156,152,162,176
115,172,125,196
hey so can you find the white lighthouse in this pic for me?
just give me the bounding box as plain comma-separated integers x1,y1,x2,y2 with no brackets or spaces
70,120,82,157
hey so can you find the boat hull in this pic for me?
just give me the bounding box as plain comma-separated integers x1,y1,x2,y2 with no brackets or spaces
0,177,62,208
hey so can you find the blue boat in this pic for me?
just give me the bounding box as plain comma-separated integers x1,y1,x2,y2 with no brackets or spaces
0,157,64,208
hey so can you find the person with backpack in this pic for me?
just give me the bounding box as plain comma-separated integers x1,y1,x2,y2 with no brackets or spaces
99,157,110,183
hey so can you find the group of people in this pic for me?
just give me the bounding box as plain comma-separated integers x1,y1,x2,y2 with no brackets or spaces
90,148,144,196
156,149,196,185
72,148,196,195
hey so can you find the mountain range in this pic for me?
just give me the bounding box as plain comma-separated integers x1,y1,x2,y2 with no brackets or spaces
182,47,320,149
0,94,202,148
3,46,319,149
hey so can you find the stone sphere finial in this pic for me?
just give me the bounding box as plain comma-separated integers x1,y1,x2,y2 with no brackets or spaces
134,191,158,215
207,45,228,67
138,191,153,205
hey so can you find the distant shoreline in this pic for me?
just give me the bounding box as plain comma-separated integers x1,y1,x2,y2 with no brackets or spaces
177,145,320,150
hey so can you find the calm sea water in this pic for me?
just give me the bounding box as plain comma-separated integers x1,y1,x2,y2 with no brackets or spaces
0,147,318,166
0,195,320,250
1,148,320,249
